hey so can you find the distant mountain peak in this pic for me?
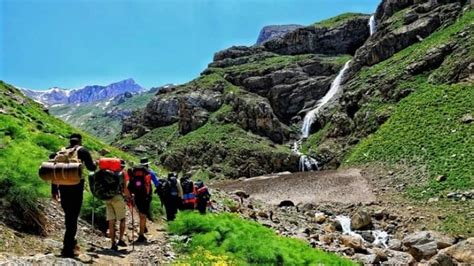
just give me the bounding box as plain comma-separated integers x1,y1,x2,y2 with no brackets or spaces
21,79,144,105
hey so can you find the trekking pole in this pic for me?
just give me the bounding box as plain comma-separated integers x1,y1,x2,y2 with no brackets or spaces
130,196,135,251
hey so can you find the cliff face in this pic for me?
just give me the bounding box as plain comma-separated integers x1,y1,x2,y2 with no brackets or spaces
256,24,302,45
118,15,369,178
118,0,470,181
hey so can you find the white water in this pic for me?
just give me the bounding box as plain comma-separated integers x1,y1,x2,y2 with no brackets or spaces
372,230,389,248
301,60,351,138
369,15,377,36
336,215,390,246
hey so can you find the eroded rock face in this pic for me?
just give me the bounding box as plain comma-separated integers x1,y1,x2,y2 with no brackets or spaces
256,24,303,45
263,17,370,56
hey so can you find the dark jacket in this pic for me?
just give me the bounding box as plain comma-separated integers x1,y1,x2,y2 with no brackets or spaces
51,145,96,194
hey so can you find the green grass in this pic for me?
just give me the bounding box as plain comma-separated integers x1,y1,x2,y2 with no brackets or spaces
345,82,474,198
169,212,355,265
357,10,473,87
301,123,331,155
0,81,140,231
313,12,368,28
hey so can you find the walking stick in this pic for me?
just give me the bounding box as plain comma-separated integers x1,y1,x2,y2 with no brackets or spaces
128,196,135,251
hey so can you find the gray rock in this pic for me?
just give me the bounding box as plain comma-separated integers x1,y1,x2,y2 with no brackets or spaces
383,250,416,265
408,240,438,261
351,210,372,230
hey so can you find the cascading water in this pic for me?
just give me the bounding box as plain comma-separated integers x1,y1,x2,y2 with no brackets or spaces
294,60,351,171
336,215,390,247
335,215,363,239
301,60,351,138
369,15,377,36
372,230,389,248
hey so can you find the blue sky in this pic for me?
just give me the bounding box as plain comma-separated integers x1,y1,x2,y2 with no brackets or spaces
1,0,379,90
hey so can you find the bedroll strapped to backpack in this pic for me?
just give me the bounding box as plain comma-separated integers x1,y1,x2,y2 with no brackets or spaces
127,166,151,197
90,169,123,200
38,146,83,185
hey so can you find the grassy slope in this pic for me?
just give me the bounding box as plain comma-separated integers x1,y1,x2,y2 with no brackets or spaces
170,212,354,265
342,10,474,198
313,12,369,28
0,81,137,223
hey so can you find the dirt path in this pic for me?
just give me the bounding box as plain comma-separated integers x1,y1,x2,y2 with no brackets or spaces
0,202,174,265
214,168,376,205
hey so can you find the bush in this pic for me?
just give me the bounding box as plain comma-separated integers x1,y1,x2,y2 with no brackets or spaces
169,212,354,265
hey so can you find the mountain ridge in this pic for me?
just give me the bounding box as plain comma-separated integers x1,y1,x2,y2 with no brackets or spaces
21,78,144,106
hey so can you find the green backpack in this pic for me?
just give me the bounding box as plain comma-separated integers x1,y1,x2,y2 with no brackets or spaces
89,170,122,200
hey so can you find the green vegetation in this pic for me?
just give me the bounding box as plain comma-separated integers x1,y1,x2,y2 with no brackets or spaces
357,10,473,87
301,123,331,155
346,82,474,198
0,81,138,230
313,12,368,28
169,212,354,265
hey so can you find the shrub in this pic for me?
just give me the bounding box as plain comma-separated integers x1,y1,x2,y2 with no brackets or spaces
169,212,354,265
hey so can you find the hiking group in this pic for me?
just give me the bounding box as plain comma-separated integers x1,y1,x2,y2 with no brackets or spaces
39,133,211,258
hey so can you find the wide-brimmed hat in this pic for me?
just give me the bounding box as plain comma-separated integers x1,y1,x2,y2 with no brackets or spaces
140,158,150,166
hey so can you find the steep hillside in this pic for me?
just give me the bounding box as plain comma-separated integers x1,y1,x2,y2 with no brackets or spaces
256,24,302,45
0,81,137,234
49,89,159,143
310,5,473,197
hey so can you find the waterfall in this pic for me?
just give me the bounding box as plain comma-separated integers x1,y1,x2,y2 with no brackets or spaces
301,60,351,138
369,15,377,36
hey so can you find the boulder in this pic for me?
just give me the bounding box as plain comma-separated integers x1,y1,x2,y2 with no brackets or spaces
383,250,416,265
442,237,474,264
353,254,380,265
351,210,372,230
319,234,335,245
340,235,365,251
408,240,438,261
388,239,403,251
403,231,455,250
313,213,327,224
428,252,455,266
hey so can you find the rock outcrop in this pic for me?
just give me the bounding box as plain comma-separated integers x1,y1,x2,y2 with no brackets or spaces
256,24,303,45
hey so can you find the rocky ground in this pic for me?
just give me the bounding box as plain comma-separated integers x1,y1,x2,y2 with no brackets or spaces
0,200,175,265
211,167,474,265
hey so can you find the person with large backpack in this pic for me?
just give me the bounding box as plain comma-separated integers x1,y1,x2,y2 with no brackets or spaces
50,134,97,258
195,180,211,214
126,158,158,243
156,172,183,221
91,158,129,251
180,174,196,210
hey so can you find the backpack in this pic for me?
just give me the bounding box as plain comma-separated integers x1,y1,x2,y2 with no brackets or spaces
54,146,82,164
98,158,122,172
168,177,179,197
156,179,169,200
127,166,151,197
181,178,196,205
90,170,122,200
38,146,83,185
195,181,211,201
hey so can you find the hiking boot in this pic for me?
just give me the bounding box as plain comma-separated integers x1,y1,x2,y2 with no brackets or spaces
135,234,147,243
117,240,127,247
111,243,118,251
60,249,77,258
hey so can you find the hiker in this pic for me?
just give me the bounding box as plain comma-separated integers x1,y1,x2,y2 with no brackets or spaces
126,158,159,243
51,133,97,258
156,172,183,221
180,174,196,210
102,159,129,251
195,180,211,214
